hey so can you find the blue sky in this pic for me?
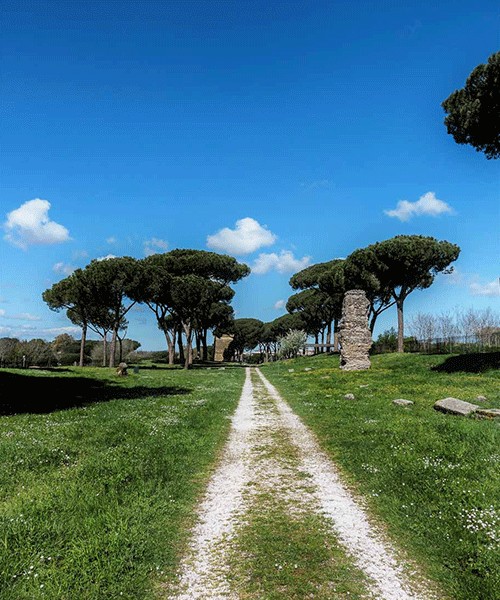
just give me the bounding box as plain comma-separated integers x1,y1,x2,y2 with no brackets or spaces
1,0,499,351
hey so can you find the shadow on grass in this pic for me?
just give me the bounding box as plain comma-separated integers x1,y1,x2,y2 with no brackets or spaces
431,352,500,374
189,361,246,369
0,372,191,415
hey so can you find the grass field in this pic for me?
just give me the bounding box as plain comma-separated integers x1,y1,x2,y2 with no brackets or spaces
260,352,500,600
0,353,498,599
0,364,244,600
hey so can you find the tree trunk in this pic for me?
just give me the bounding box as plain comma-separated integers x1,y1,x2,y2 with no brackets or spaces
195,330,201,358
177,328,185,365
397,298,404,353
79,324,87,367
333,319,339,352
109,329,117,368
183,323,193,369
102,333,107,367
163,329,175,365
326,321,332,352
202,329,208,361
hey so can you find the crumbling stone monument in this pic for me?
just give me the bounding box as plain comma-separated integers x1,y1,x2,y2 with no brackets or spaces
339,289,372,371
116,362,128,376
213,334,234,362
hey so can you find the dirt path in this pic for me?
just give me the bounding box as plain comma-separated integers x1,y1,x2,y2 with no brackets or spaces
165,367,438,599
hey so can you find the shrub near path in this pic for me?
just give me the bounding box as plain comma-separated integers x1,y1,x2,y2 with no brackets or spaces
260,352,500,600
0,365,244,600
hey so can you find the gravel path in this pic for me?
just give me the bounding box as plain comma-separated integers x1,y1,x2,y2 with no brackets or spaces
167,367,437,599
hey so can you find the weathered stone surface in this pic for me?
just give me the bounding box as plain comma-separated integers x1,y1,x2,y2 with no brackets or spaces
339,289,372,371
393,399,414,406
344,393,355,400
476,408,500,418
434,397,479,416
476,395,487,402
116,362,128,376
213,334,234,362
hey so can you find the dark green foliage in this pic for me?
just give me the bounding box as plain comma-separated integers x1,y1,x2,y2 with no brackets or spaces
226,318,266,360
345,235,460,352
442,51,500,159
286,289,332,337
372,328,398,353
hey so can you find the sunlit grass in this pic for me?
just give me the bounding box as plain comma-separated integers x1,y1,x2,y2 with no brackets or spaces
0,365,244,600
261,352,500,600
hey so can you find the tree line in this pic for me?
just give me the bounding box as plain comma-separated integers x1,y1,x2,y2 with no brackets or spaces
40,235,459,367
42,249,250,369
224,234,461,361
0,335,141,369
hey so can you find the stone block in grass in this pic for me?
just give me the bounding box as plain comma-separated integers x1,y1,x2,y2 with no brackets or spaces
475,408,500,419
433,397,479,416
393,399,414,407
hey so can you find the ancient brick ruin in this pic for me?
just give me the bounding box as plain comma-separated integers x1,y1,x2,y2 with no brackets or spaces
213,334,234,362
339,289,372,371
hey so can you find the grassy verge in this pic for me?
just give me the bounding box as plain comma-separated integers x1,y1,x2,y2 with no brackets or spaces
260,352,500,600
0,365,244,600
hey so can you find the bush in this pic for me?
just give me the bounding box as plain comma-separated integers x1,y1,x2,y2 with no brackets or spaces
277,329,307,360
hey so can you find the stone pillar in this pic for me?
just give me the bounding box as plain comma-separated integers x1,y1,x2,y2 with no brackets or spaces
339,289,372,371
213,334,234,362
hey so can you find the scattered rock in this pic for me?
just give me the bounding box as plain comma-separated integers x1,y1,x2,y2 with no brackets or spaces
359,384,369,388
476,395,487,402
434,397,479,416
476,408,500,419
116,362,128,376
304,367,312,371
344,393,356,400
288,369,294,373
393,399,414,407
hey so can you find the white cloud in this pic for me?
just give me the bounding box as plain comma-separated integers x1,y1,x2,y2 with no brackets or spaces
0,309,5,317
3,198,71,249
252,250,312,275
445,269,500,297
207,217,277,255
144,237,168,256
274,299,285,309
384,191,454,221
106,236,117,244
2,312,41,321
53,262,76,276
96,254,117,261
0,324,81,340
470,279,500,297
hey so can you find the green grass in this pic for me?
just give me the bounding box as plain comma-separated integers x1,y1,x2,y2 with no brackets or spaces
230,504,370,600
260,352,500,600
0,365,244,600
2,355,498,599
